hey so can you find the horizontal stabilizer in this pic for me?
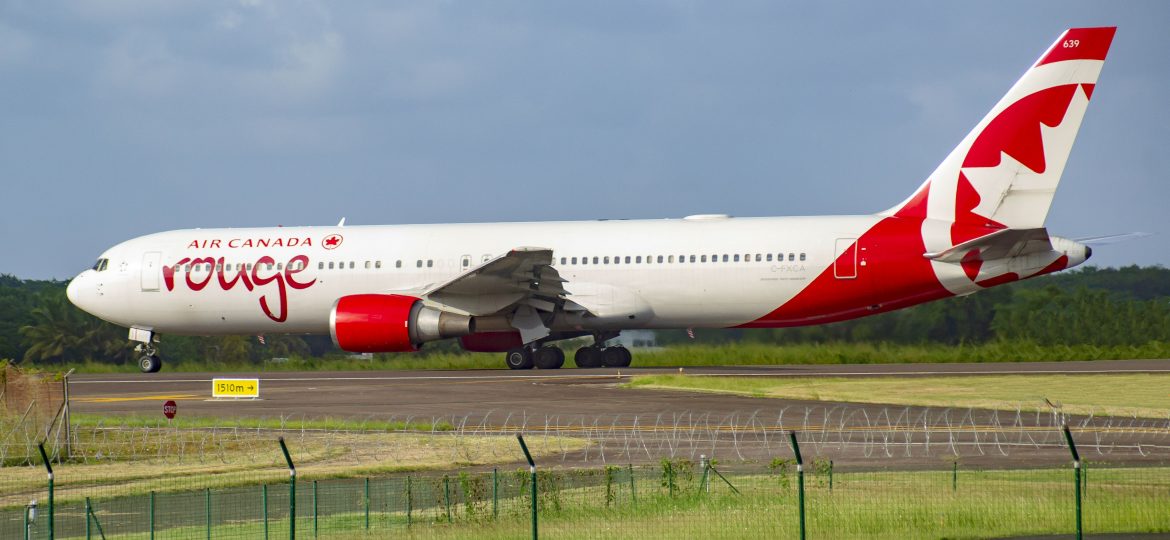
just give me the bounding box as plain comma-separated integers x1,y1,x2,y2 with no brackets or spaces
924,228,1052,263
1074,232,1152,246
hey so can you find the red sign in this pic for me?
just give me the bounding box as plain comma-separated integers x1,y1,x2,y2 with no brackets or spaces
163,400,177,420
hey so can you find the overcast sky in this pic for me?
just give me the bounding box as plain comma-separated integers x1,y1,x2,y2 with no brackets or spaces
2,1,1166,280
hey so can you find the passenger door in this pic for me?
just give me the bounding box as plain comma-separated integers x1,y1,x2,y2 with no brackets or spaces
141,252,162,291
834,238,858,279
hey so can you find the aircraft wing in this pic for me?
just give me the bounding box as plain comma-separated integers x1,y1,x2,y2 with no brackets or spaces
924,228,1053,263
420,247,568,317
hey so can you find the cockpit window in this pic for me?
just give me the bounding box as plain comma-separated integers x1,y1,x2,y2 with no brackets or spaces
92,258,109,272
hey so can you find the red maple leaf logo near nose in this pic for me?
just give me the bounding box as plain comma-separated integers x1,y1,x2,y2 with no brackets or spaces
323,234,344,250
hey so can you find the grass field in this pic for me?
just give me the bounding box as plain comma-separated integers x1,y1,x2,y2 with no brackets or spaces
51,340,1170,373
626,373,1170,417
0,421,585,508
33,466,1170,539
70,412,455,432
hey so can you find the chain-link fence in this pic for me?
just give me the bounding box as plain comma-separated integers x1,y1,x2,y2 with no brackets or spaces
3,431,1169,539
1,364,71,467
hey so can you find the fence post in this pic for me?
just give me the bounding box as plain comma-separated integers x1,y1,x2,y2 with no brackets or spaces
84,497,105,540
700,455,710,494
1063,424,1083,540
364,477,370,530
406,476,413,527
444,475,453,523
149,491,155,540
628,464,636,506
278,437,296,540
953,461,958,492
516,433,538,540
24,500,34,540
828,460,833,492
788,431,805,540
38,443,54,540
205,488,211,540
492,468,498,519
263,484,269,540
62,370,73,460
313,480,318,538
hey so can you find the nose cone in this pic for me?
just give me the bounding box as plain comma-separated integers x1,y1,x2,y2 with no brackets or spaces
66,273,92,314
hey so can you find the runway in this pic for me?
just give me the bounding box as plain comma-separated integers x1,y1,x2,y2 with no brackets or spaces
66,359,1170,468
69,359,1170,419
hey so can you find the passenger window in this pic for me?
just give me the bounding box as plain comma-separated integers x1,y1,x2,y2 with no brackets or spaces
416,260,422,268
604,256,610,264
689,255,695,263
364,261,370,269
581,257,588,265
636,256,642,264
593,257,599,264
318,262,324,270
328,262,334,269
722,254,729,262
800,253,806,261
766,254,773,262
267,263,274,270
733,254,740,262
625,256,631,264
349,262,354,269
571,257,578,264
701,255,707,263
658,255,664,263
560,257,566,265
789,253,795,262
376,261,382,269
427,260,433,268
395,260,401,268
276,263,283,271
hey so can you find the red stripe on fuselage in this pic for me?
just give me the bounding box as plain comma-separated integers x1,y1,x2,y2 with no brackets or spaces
738,211,950,328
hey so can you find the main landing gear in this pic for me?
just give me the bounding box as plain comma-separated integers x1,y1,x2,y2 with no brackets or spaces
503,332,632,370
573,345,631,368
505,346,565,370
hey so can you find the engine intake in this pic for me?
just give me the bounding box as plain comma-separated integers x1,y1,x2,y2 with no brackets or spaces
330,294,472,352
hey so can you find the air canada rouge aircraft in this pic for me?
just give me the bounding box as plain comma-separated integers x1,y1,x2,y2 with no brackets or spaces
69,27,1115,373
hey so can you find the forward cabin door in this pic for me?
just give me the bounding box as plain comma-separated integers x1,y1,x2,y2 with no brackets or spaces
834,238,858,279
141,252,162,291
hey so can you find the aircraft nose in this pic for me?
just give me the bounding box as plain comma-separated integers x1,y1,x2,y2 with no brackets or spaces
66,273,87,310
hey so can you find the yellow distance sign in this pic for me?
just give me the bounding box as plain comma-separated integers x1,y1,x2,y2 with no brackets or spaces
212,378,260,398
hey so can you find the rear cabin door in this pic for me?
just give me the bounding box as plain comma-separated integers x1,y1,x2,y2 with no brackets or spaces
834,238,858,279
141,252,162,291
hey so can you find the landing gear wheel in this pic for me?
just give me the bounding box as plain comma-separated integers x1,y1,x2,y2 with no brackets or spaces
574,346,603,368
603,346,632,368
534,347,565,369
138,354,162,373
505,347,534,370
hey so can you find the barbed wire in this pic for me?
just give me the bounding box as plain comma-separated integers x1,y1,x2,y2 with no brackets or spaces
5,404,1169,470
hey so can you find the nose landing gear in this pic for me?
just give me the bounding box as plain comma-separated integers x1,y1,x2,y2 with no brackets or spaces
135,345,163,373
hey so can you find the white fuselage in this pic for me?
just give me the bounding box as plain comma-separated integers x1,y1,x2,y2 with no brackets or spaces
67,215,887,336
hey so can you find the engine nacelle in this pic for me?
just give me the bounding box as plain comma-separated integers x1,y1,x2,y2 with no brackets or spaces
330,294,472,352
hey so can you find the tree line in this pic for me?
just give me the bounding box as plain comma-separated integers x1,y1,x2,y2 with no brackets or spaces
2,265,1168,366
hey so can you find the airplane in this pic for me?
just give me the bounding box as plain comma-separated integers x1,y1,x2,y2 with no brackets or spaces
67,27,1115,373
